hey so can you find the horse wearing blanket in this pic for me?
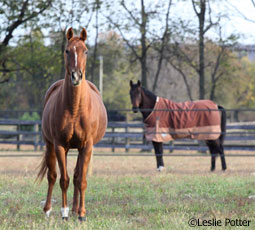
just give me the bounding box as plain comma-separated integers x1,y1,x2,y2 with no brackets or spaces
129,80,226,172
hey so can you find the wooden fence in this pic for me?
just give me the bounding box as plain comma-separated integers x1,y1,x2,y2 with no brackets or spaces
1,119,255,153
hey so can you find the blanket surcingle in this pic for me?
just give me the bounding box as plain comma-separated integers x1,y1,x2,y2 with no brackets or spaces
144,97,221,142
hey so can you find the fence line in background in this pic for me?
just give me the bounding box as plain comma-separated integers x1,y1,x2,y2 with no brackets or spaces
1,118,255,155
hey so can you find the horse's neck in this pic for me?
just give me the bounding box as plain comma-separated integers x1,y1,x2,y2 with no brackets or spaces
140,88,156,120
62,76,88,117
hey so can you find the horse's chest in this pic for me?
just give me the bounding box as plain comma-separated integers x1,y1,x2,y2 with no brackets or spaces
60,122,87,147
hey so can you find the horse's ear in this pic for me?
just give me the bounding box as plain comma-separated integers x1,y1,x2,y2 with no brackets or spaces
66,28,73,41
130,80,133,87
80,28,87,42
137,80,141,87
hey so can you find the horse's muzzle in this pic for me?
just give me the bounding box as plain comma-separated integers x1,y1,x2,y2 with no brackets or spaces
71,70,82,86
132,107,139,113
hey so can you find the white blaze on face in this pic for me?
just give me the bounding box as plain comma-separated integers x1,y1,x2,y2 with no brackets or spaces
74,46,77,67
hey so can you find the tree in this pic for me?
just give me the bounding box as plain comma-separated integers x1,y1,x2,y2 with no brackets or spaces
89,31,134,111
104,0,172,90
224,56,255,109
227,0,255,24
0,0,52,83
0,30,60,110
191,0,217,99
164,0,238,101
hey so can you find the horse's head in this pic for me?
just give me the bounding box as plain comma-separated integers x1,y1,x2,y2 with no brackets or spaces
129,80,142,113
65,27,88,86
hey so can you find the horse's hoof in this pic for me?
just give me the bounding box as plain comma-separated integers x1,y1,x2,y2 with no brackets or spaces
72,210,79,216
45,208,52,217
78,216,86,222
62,217,68,221
210,168,215,172
157,166,164,172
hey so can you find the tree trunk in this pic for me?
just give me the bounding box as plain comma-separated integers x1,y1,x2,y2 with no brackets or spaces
198,0,206,99
140,0,147,89
60,30,66,79
210,83,216,100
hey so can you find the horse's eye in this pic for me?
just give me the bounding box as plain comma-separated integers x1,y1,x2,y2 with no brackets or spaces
65,50,69,55
84,50,88,55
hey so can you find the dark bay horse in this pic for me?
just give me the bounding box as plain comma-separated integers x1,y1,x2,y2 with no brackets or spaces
129,80,226,172
37,28,107,221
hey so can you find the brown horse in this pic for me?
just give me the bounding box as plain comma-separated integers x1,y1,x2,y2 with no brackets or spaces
37,28,107,221
129,80,226,172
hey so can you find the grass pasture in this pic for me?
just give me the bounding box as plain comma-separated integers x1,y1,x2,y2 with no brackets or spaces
1,152,255,229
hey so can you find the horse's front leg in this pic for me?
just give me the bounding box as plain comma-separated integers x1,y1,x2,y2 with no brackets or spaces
152,141,164,171
55,144,70,220
77,140,93,221
72,154,80,215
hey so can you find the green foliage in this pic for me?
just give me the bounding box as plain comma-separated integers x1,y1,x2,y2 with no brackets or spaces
19,112,40,131
87,31,138,113
20,112,40,121
215,56,255,109
0,29,61,110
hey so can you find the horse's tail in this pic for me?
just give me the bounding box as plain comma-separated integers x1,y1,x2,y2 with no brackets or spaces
218,105,226,144
35,152,48,183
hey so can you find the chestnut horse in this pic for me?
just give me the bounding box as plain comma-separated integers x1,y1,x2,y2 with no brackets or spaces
37,28,107,221
129,80,226,172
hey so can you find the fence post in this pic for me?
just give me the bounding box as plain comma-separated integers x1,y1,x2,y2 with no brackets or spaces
17,124,21,150
38,123,43,151
197,140,206,154
169,141,174,153
111,127,115,152
142,125,150,152
39,132,43,151
34,123,39,151
125,114,130,152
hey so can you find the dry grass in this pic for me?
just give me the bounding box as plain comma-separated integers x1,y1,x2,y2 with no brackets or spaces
0,149,255,177
1,150,255,229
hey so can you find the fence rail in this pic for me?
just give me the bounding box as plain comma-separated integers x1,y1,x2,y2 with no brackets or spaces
1,119,255,154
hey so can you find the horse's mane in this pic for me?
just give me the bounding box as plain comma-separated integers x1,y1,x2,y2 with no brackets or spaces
141,87,157,101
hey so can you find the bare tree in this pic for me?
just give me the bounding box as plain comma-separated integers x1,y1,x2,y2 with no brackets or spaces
104,0,172,90
151,0,172,92
192,0,217,99
164,0,239,101
227,0,255,24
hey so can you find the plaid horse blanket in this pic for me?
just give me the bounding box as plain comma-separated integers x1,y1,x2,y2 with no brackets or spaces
144,97,221,142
